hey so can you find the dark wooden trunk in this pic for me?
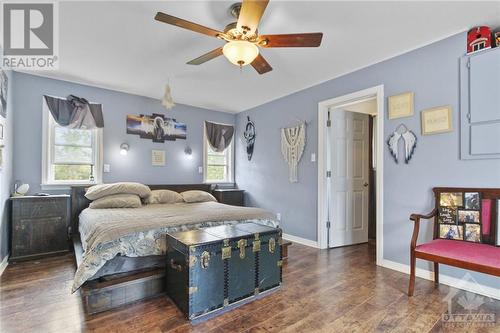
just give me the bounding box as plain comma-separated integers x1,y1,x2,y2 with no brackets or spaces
166,223,282,320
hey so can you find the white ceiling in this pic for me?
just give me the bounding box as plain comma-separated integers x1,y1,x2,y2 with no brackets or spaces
22,1,500,113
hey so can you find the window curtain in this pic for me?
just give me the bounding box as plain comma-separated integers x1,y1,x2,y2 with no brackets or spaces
205,121,234,152
43,95,104,129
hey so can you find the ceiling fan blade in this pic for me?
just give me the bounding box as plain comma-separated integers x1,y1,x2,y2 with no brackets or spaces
155,12,222,38
251,54,272,74
259,33,323,47
237,0,269,36
187,47,224,65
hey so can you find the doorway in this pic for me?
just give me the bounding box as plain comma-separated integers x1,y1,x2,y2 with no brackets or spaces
318,85,384,265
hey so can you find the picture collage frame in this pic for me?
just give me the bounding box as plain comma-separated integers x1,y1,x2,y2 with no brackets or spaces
438,192,482,243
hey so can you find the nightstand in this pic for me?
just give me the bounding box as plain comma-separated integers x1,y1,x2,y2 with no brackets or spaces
10,195,71,261
212,189,245,206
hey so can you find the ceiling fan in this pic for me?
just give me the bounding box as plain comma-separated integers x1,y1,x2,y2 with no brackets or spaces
154,0,323,74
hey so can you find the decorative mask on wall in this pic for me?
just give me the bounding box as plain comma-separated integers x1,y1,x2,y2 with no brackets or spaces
387,124,417,164
243,116,256,161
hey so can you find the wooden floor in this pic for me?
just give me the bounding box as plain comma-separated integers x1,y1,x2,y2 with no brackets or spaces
0,242,499,333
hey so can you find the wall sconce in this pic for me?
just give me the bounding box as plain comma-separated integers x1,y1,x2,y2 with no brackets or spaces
120,143,129,156
184,146,193,159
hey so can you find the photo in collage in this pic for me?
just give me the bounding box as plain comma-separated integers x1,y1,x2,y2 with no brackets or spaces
438,192,481,243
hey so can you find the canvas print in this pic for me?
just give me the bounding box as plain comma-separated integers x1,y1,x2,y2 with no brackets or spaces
126,113,187,142
0,70,7,118
439,207,457,224
439,224,463,240
458,210,480,223
464,192,481,210
464,223,481,243
439,192,463,207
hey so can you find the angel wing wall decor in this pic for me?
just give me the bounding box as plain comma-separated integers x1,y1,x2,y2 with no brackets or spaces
387,124,417,164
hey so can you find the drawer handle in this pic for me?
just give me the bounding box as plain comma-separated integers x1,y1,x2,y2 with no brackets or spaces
170,259,183,272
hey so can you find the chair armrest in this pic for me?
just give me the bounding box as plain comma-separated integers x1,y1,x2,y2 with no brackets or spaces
410,209,438,222
410,208,437,250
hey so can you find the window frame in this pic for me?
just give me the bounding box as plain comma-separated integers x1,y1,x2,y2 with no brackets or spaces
203,123,234,184
41,97,103,187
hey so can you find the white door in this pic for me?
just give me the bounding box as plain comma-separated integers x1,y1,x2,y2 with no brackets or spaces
328,110,370,247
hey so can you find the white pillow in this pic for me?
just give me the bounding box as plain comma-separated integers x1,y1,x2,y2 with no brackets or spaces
89,194,142,209
144,190,184,204
85,182,151,200
181,190,217,203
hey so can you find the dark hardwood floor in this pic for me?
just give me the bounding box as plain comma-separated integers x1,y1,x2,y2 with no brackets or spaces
0,242,498,333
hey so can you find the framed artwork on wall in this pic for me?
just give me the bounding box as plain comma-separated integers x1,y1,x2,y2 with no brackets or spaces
388,92,414,119
151,150,166,166
421,105,453,135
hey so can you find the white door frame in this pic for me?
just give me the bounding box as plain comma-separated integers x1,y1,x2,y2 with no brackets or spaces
317,85,384,266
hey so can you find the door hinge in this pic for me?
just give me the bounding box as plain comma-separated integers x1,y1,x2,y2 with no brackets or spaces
466,59,471,69
326,221,331,229
327,110,331,127
326,171,331,178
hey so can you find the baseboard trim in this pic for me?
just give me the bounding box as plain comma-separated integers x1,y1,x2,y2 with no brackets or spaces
282,233,319,248
0,255,9,277
380,259,500,300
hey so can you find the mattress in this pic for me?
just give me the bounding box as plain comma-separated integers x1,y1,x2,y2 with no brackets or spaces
73,202,278,291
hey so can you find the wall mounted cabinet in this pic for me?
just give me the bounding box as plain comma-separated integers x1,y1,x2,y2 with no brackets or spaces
460,47,500,160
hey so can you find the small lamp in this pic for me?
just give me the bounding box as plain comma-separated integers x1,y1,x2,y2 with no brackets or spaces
120,143,129,156
184,146,193,159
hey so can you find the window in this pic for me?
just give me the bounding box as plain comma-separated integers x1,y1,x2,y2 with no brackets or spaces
42,100,103,186
203,128,234,183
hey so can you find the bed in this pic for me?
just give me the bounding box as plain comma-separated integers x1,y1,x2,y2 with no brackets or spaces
70,184,278,314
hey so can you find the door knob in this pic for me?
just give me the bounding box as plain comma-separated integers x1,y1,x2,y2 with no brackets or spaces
363,182,369,187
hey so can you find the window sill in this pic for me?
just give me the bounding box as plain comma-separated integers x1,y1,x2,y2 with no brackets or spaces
41,182,100,191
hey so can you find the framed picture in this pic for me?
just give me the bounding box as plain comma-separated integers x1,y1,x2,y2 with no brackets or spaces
464,223,481,243
439,207,457,224
0,70,7,118
388,92,414,119
439,224,463,240
464,192,481,210
439,192,463,207
458,210,480,223
151,149,166,166
126,113,187,142
421,105,453,135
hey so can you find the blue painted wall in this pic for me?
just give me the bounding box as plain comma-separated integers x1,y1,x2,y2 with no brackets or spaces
0,69,14,262
11,72,234,194
235,32,500,289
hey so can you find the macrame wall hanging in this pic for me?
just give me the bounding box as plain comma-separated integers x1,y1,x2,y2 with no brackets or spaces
387,124,417,164
281,122,306,183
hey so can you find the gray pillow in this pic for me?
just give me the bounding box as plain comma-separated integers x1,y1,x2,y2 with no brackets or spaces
85,182,151,200
181,190,217,203
144,190,184,204
89,194,142,209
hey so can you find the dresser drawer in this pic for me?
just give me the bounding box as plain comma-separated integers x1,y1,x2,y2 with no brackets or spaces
12,216,68,258
14,198,68,219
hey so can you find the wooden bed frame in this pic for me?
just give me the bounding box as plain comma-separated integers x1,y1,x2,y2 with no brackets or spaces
71,184,212,314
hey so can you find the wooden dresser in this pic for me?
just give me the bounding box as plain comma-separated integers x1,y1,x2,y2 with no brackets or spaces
212,189,245,206
10,195,71,261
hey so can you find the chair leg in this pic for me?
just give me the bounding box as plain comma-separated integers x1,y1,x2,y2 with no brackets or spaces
434,262,439,286
408,251,416,296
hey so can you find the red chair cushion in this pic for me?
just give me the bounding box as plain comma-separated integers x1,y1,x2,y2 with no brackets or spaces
416,239,500,269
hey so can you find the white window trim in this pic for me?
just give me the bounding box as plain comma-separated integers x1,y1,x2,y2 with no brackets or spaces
203,122,235,184
41,97,103,188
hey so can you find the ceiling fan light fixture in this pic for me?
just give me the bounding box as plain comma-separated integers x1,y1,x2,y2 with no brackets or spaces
222,40,259,67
